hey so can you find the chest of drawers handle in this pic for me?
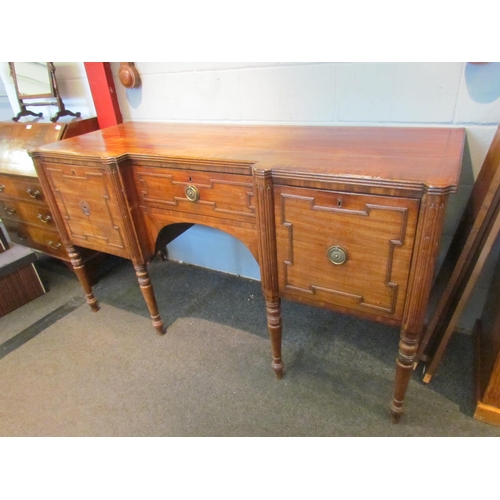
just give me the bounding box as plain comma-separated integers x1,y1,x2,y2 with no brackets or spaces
37,213,52,224
26,188,41,199
47,240,61,250
0,184,4,192
2,205,16,216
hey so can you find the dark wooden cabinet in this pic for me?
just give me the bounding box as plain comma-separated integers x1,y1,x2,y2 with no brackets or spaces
29,122,465,422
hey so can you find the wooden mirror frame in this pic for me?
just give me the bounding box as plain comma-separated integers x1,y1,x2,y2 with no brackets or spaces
9,62,81,122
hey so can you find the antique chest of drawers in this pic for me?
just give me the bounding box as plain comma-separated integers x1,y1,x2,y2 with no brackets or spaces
29,122,465,421
0,119,101,275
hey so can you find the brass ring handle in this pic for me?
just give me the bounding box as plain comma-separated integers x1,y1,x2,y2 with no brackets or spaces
327,246,348,265
185,185,200,202
38,213,52,224
26,188,41,199
48,241,61,250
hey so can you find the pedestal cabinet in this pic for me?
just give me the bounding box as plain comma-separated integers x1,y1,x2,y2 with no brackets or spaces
274,186,419,323
29,122,465,421
0,119,102,280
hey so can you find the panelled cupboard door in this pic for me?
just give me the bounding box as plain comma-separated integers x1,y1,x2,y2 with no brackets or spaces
42,163,131,258
274,186,420,322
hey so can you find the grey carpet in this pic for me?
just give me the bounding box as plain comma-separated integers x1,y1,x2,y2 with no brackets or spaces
1,256,499,436
0,256,84,345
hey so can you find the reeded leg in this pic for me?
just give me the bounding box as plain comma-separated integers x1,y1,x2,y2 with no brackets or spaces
254,169,283,379
266,296,283,379
391,192,449,422
390,330,419,422
67,245,99,312
134,263,165,335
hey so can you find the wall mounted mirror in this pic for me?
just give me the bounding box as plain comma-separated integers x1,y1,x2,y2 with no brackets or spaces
9,62,81,122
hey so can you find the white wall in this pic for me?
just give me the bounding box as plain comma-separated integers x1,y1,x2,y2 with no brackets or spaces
0,75,13,121
2,62,500,329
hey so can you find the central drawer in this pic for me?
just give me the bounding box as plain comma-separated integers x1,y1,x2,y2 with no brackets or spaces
132,166,255,223
274,186,420,322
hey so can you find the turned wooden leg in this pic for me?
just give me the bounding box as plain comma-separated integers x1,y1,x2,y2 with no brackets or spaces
390,330,419,422
266,297,283,379
134,263,165,335
67,245,99,312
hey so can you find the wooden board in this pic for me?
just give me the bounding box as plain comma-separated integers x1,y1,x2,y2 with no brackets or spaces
415,125,500,382
474,316,500,428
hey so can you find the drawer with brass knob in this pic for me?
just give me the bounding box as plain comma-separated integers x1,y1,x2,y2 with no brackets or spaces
132,166,255,223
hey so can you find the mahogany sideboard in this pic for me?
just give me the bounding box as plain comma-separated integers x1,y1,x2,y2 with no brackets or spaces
0,119,102,281
29,122,465,422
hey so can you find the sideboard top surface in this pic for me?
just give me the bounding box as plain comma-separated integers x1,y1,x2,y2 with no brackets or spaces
30,121,465,192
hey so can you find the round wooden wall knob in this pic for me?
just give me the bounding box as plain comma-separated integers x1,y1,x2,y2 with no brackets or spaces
119,63,141,89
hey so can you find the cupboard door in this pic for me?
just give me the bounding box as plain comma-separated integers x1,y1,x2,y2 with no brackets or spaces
274,186,419,321
43,163,131,258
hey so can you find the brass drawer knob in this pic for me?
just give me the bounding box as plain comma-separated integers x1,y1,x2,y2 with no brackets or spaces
26,188,41,199
0,184,5,192
185,185,200,202
327,246,348,265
